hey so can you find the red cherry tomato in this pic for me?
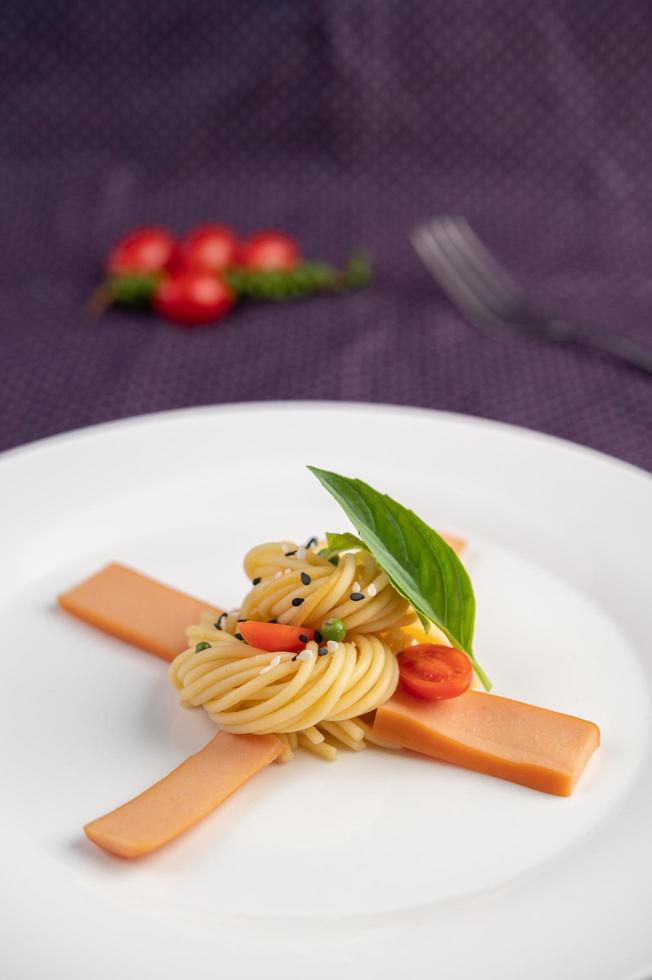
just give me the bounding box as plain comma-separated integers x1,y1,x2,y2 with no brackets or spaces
153,271,233,326
179,224,239,273
240,231,300,271
106,227,178,276
238,621,315,653
397,644,473,701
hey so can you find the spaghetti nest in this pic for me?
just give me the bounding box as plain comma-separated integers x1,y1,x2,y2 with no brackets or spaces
169,540,418,761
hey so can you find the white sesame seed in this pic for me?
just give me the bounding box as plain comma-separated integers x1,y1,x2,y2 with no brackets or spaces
296,547,306,560
353,581,360,592
259,664,272,675
367,583,377,597
326,640,338,653
270,655,281,667
281,542,291,552
274,571,282,579
284,568,291,575
297,648,314,661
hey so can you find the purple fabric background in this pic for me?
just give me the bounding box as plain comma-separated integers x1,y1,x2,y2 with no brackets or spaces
2,0,652,470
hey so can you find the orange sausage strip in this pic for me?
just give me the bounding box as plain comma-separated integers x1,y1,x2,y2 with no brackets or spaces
58,562,220,662
442,533,465,554
373,686,599,796
85,731,283,858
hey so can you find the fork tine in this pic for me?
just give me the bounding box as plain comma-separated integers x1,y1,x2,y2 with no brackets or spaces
429,216,524,321
443,217,524,308
415,217,652,374
411,224,508,331
411,226,473,311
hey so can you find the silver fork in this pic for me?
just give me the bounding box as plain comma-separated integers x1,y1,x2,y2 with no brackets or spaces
412,216,652,375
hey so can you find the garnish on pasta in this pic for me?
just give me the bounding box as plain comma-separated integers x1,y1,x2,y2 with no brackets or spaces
60,468,601,861
308,466,490,689
169,469,488,762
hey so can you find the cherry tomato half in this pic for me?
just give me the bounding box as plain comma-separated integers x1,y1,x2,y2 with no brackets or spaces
106,227,178,276
153,271,233,326
179,224,239,273
238,621,315,653
240,231,300,271
397,644,473,701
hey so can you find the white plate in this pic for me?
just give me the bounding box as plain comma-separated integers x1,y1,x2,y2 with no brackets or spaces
2,403,651,980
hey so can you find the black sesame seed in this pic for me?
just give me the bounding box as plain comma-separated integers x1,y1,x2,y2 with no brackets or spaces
285,549,297,557
305,536,318,548
291,597,304,607
318,647,328,656
350,592,365,601
268,618,277,624
235,632,244,641
300,572,311,586
314,630,323,643
252,577,261,586
214,612,227,630
299,633,308,643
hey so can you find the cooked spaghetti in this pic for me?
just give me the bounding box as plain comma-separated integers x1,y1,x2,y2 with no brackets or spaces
169,539,421,760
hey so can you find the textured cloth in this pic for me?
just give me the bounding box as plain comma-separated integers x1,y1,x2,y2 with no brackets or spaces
2,0,652,470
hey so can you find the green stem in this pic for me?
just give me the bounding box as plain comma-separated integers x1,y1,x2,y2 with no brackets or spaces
83,283,113,318
469,655,492,691
225,253,373,303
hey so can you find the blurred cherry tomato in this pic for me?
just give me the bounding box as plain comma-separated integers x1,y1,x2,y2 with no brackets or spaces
106,227,178,276
241,231,300,271
179,224,239,273
153,271,233,326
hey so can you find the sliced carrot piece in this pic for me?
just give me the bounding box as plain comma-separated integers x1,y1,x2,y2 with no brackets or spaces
373,686,599,796
85,731,282,858
58,563,220,662
239,620,315,652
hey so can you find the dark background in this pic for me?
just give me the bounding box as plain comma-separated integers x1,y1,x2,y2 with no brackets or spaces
2,0,652,469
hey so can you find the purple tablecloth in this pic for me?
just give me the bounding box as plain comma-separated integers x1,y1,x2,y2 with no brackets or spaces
2,0,652,470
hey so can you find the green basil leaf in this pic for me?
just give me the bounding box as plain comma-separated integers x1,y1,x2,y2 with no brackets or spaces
326,531,367,552
308,465,490,690
318,531,368,560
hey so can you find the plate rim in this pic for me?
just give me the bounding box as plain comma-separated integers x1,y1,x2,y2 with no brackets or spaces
2,399,651,486
2,400,651,980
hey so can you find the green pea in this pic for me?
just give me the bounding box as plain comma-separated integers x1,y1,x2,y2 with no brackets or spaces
195,641,211,653
320,618,346,643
